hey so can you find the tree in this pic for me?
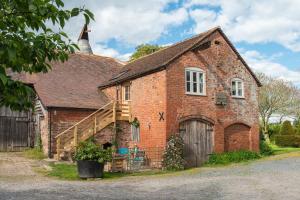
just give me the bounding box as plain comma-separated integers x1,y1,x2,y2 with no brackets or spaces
280,121,295,135
130,44,163,61
0,0,94,111
257,73,299,142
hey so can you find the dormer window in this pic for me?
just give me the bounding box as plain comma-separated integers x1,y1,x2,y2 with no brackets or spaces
231,78,244,98
185,67,206,95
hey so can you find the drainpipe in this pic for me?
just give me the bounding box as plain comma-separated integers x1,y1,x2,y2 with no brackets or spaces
48,109,52,158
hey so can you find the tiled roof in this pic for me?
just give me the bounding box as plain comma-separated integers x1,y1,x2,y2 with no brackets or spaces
99,27,261,88
12,53,124,109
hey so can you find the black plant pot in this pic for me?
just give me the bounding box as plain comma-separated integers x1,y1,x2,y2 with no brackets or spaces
77,160,104,178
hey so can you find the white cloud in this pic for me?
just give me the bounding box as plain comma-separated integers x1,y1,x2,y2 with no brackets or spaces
242,50,300,84
62,0,188,46
188,0,300,52
92,44,132,61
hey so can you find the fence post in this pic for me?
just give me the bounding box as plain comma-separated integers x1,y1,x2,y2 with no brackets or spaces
56,137,61,160
74,126,78,148
128,101,132,122
94,116,97,134
112,101,116,122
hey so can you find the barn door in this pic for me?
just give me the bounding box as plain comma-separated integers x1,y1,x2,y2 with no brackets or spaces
180,120,213,168
0,116,30,151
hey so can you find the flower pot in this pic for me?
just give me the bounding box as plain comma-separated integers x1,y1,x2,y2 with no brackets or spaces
77,160,104,178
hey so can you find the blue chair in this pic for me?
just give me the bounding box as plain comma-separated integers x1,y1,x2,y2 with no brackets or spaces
118,147,129,155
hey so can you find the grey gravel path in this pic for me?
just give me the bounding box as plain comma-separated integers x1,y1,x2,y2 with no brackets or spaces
1,152,300,200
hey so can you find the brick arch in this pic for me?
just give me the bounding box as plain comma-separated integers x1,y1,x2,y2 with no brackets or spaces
178,115,215,125
224,123,251,152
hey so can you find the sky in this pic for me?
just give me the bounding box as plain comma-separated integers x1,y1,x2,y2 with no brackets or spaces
62,0,300,85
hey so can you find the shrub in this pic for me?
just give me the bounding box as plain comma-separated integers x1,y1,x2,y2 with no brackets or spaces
280,121,295,135
162,134,185,170
268,123,281,142
275,135,300,147
74,139,112,163
260,141,274,156
206,151,261,165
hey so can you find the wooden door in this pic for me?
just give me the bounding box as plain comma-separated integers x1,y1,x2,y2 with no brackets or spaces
180,120,213,168
0,116,31,151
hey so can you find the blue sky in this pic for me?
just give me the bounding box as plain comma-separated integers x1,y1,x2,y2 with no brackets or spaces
63,0,300,85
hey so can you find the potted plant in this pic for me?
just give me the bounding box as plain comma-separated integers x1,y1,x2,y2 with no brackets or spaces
74,139,112,178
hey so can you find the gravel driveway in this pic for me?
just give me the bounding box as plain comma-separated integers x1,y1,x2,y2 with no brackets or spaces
1,152,300,200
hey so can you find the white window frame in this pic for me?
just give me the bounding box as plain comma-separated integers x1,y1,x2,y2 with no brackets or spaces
122,83,131,102
185,67,206,96
231,78,244,98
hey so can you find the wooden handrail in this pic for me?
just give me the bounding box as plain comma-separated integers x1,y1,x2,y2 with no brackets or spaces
55,100,132,160
55,101,113,139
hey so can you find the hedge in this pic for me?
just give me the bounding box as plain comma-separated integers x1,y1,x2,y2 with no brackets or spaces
275,135,300,147
280,121,295,135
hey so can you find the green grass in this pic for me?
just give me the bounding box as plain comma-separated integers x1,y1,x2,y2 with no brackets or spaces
43,145,300,181
205,151,261,166
270,144,300,155
46,163,174,181
23,148,46,160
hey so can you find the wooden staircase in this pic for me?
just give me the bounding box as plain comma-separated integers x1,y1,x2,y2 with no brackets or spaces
54,101,131,160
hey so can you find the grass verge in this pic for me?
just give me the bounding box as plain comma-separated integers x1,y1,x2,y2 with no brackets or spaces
46,163,175,181
204,151,261,166
23,148,46,160
270,144,300,155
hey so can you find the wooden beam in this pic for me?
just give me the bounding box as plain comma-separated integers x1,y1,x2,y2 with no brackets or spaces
56,137,61,160
74,126,78,148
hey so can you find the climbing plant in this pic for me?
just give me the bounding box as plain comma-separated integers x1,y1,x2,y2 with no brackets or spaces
162,134,185,171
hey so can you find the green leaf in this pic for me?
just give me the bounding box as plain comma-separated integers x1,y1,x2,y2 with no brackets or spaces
71,8,80,17
7,48,16,62
84,13,90,24
0,74,8,86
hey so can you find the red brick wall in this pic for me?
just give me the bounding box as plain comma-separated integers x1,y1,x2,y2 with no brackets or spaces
224,123,251,151
103,71,167,149
166,31,259,152
48,108,94,156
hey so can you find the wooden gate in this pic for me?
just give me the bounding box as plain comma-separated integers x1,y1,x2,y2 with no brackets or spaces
0,107,33,151
180,119,213,168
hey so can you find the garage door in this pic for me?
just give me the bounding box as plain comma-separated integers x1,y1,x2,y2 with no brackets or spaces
179,120,213,168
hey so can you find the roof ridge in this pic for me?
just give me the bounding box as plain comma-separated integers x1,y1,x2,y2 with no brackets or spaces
127,26,220,64
74,52,125,65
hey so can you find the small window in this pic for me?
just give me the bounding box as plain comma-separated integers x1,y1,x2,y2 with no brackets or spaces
231,78,244,98
185,67,206,95
124,85,130,101
131,125,140,142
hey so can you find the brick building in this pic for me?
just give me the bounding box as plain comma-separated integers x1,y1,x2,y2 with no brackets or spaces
16,26,261,167
99,27,261,167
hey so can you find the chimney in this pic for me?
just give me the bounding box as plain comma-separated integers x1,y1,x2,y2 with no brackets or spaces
77,24,93,54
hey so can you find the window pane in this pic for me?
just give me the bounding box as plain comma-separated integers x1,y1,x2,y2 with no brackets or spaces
186,82,190,92
193,72,197,83
186,71,190,81
199,73,203,83
199,73,203,94
232,81,236,95
237,81,242,89
238,89,243,96
125,85,130,100
193,83,197,92
199,83,203,93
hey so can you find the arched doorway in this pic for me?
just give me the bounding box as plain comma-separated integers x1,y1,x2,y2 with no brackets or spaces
224,123,251,152
179,119,214,168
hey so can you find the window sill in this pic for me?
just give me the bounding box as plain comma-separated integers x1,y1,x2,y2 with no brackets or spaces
232,96,245,99
185,92,207,97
